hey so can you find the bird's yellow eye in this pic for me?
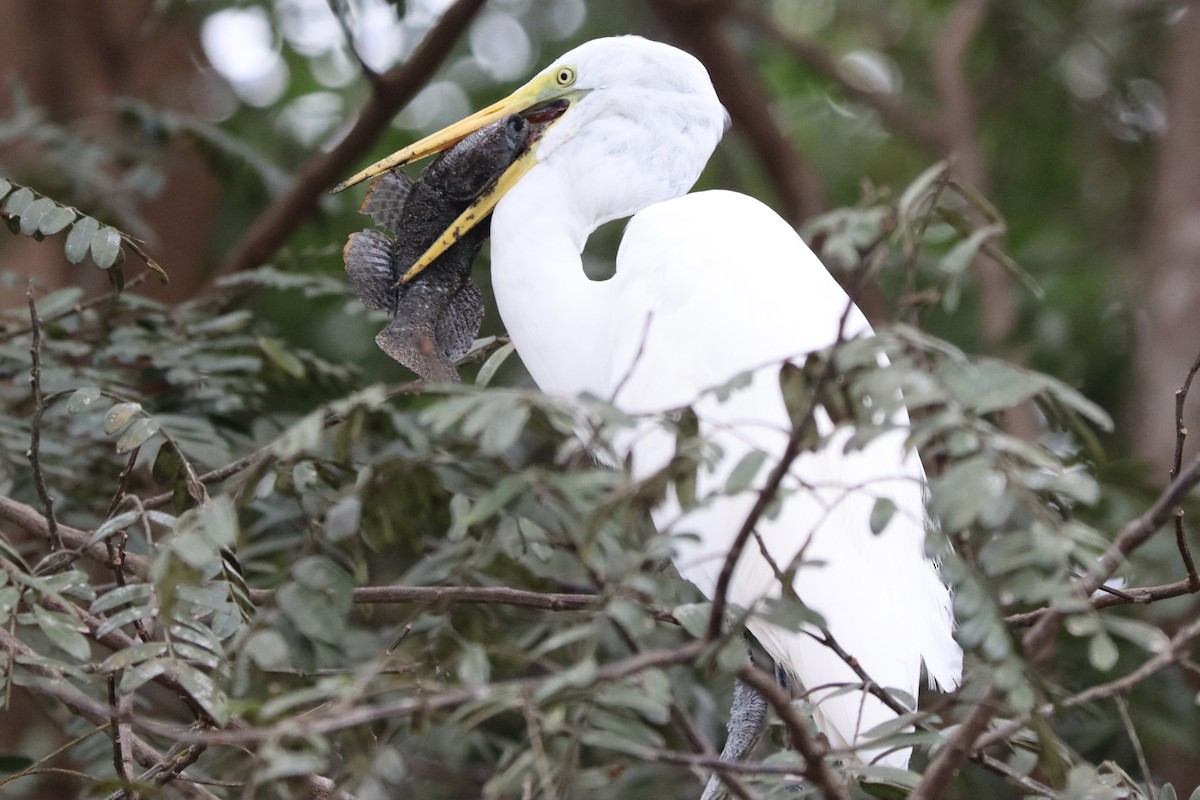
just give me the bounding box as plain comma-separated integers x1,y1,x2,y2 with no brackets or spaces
555,66,576,87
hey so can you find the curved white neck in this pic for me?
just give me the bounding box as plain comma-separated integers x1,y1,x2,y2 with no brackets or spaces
489,164,611,397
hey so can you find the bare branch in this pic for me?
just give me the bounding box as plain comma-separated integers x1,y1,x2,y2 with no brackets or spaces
25,286,62,552
1170,349,1200,590
1006,576,1200,627
736,663,851,800
0,496,150,576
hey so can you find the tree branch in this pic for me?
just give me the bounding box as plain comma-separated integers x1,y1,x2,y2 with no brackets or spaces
1170,349,1200,589
25,286,62,552
736,663,851,800
0,495,150,576
162,640,709,745
734,5,943,150
216,0,487,277
648,0,825,222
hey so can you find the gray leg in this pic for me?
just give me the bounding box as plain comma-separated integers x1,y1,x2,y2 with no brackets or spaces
699,678,768,800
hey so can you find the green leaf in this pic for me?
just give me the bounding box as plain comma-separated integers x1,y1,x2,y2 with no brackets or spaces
66,386,103,414
91,583,153,614
38,205,76,235
99,642,168,672
897,161,947,225
167,659,227,724
869,497,897,535
90,226,122,269
258,336,305,378
475,341,516,387
95,604,156,637
2,186,34,216
457,642,491,687
672,603,711,639
939,223,1004,276
479,403,530,455
725,450,766,494
32,605,91,660
1088,631,1119,671
18,197,54,236
116,416,161,453
1104,617,1170,654
118,658,168,693
64,215,99,264
103,402,142,435
35,286,83,317
244,629,289,670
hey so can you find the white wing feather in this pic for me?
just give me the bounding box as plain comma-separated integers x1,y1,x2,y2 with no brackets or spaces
602,190,961,764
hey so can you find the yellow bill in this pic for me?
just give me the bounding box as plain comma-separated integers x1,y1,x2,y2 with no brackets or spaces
333,68,580,283
397,147,539,284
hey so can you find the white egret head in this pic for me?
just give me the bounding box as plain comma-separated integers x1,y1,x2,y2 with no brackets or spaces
334,35,729,281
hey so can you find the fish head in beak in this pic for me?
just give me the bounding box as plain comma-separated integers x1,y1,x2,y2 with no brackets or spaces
334,69,581,282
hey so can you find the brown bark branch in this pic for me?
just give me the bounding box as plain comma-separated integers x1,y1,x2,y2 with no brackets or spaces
735,6,943,150
736,663,851,800
648,0,825,223
215,0,487,277
1171,349,1200,589
161,640,709,744
0,495,150,576
1006,576,1200,627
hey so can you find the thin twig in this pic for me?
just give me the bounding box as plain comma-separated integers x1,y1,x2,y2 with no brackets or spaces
1114,694,1153,795
1170,349,1200,590
520,690,560,800
736,663,851,800
25,285,63,551
1006,576,1200,627
325,0,378,82
0,270,152,344
978,612,1200,752
108,675,139,800
0,495,151,576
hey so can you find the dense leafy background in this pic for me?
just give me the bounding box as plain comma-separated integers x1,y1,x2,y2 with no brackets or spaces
0,1,1198,798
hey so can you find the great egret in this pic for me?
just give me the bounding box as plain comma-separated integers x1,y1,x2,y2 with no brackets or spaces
337,35,961,779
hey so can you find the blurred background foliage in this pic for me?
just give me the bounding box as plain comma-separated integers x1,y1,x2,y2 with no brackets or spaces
1,0,1199,798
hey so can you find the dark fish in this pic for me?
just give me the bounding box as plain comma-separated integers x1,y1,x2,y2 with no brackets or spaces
344,114,529,382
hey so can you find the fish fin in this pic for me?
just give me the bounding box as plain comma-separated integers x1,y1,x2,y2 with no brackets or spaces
376,322,460,383
343,230,395,311
361,171,412,232
435,282,485,362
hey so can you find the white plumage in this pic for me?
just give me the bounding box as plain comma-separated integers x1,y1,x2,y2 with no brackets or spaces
342,34,962,768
